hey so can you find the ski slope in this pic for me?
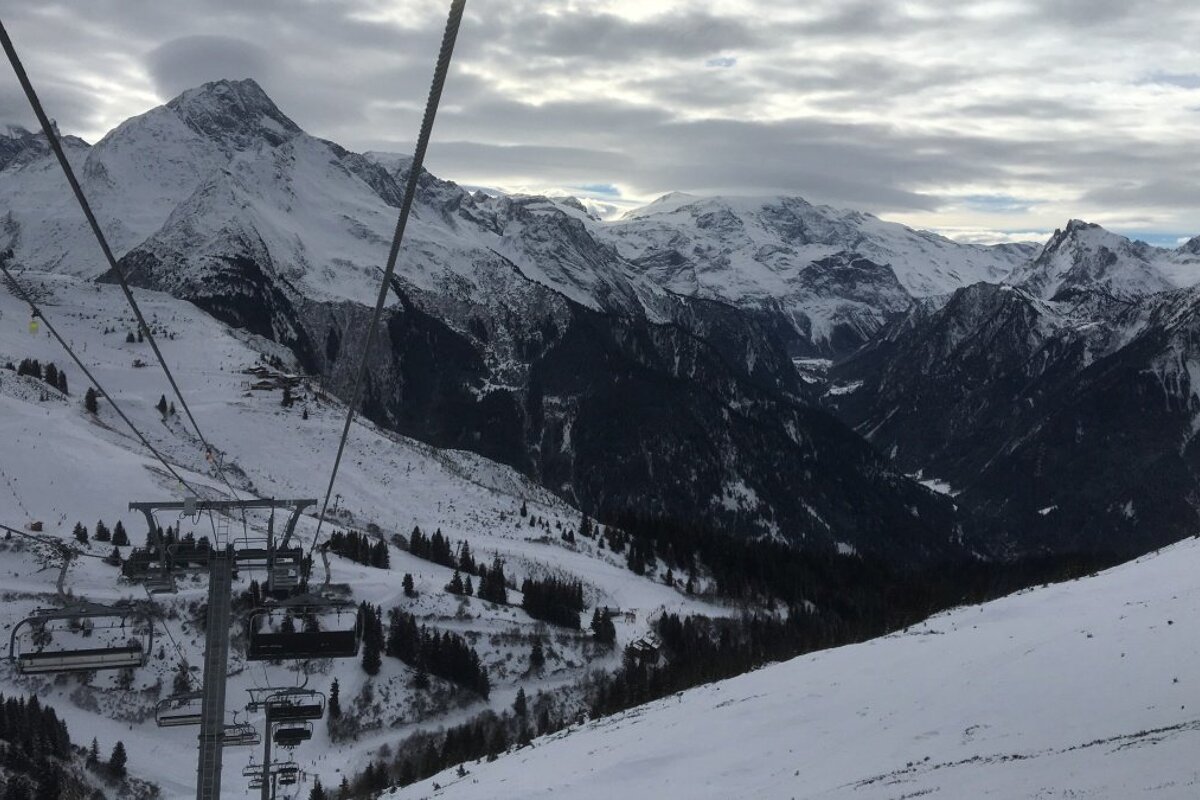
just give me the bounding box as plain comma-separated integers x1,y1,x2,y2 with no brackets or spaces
0,273,726,797
398,537,1200,800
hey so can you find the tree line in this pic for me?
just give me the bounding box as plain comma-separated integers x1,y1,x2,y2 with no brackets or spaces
328,530,390,569
520,576,584,629
8,359,68,394
385,609,490,698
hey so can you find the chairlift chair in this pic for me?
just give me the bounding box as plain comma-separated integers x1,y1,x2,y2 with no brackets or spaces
246,598,360,661
272,721,313,748
264,689,325,722
9,603,152,674
155,691,204,727
221,721,260,747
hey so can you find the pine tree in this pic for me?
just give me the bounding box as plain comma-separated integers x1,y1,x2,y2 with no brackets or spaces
519,500,528,517
168,401,176,416
136,329,144,343
402,573,416,597
308,780,328,800
112,521,129,546
3,778,29,800
56,370,68,394
32,765,60,800
529,638,545,671
94,520,110,542
73,522,88,544
360,604,382,676
43,363,58,390
87,737,100,766
328,678,341,719
463,574,474,596
108,740,128,778
513,687,527,718
155,394,168,417
84,387,99,414
591,608,616,645
445,570,464,595
125,331,135,344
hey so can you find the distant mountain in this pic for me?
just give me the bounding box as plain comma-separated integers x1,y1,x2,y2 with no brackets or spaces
0,79,970,563
1008,219,1198,300
831,222,1200,555
601,193,1035,355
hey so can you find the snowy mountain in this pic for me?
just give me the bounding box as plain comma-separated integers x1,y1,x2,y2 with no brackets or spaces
394,536,1200,800
0,79,970,562
601,193,1034,354
830,226,1200,555
1008,219,1200,300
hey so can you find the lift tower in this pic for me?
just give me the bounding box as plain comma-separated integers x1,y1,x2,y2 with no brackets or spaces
129,498,321,800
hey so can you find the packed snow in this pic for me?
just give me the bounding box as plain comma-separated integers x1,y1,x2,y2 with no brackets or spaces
399,537,1200,799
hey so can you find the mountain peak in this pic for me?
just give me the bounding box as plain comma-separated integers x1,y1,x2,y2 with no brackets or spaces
1012,219,1172,300
166,78,301,150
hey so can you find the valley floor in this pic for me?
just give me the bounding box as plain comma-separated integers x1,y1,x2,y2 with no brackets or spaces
400,536,1200,800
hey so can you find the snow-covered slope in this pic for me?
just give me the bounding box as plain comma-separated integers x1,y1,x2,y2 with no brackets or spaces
399,537,1200,800
0,273,724,797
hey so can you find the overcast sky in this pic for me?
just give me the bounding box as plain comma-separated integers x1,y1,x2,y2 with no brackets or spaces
0,0,1197,244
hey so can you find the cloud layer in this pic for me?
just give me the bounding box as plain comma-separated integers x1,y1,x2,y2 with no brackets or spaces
0,0,1197,242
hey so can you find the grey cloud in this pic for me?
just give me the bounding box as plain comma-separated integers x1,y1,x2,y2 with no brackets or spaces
1081,179,1200,209
0,0,1198,234
489,6,757,62
146,36,273,98
1139,71,1200,89
956,98,1102,122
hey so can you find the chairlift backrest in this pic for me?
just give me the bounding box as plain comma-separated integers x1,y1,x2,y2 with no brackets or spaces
246,601,360,661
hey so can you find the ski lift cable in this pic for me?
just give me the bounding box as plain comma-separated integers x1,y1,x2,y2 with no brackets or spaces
308,0,466,561
141,583,198,691
0,260,201,494
0,18,248,519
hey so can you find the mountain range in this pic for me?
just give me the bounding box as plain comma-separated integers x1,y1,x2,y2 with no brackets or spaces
3,78,1199,563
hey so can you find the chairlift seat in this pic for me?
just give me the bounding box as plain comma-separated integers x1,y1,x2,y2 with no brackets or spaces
17,643,144,674
248,628,359,660
265,691,325,721
246,601,361,661
221,723,260,747
155,692,203,727
272,723,312,747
